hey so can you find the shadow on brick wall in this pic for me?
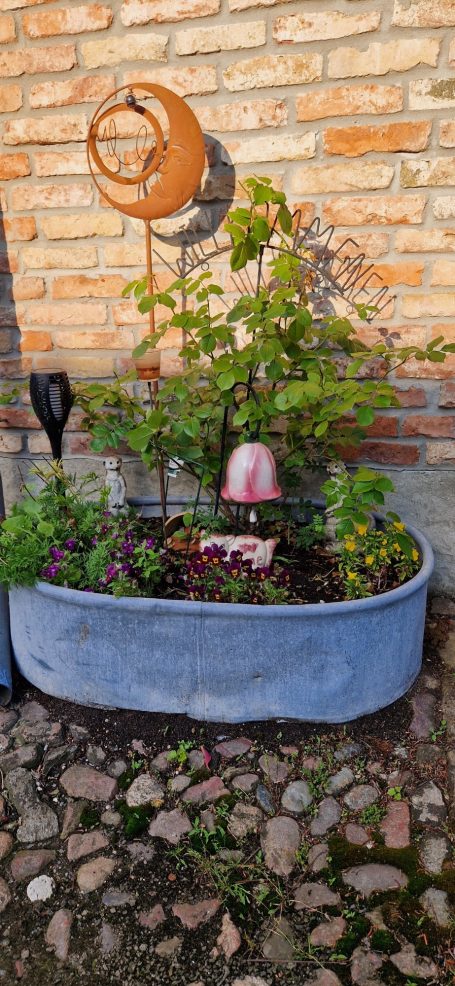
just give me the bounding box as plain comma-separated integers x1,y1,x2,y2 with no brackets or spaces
152,136,235,275
0,206,19,373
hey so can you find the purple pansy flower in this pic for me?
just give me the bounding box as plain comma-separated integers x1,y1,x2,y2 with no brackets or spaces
64,538,76,551
49,546,65,561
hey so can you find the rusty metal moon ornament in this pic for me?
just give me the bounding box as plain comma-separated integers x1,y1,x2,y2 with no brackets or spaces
87,83,205,221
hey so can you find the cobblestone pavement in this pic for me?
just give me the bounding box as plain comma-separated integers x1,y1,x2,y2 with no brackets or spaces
0,606,454,986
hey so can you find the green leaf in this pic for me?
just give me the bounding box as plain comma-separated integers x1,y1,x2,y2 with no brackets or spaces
230,242,248,272
128,424,152,452
37,520,54,536
314,420,328,437
277,204,292,235
217,370,236,391
252,217,270,242
2,516,25,533
356,406,375,426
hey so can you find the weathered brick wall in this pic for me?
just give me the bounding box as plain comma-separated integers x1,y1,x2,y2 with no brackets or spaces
1,0,455,583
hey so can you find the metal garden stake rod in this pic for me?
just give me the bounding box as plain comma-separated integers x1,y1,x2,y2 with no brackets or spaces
86,81,206,530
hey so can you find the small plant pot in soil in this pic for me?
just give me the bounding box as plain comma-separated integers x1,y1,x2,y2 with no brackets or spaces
8,500,433,724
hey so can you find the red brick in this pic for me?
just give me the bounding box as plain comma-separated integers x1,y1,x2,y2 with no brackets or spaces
10,277,45,301
23,5,113,38
176,20,266,56
328,38,440,80
196,98,286,132
344,441,420,465
274,10,380,44
0,83,22,112
81,33,167,68
0,44,76,78
0,329,13,353
30,74,116,109
431,260,455,285
392,0,455,28
52,275,128,299
22,246,98,270
223,52,322,92
426,441,455,464
0,432,22,453
395,387,427,407
324,121,431,157
0,152,30,180
369,262,424,287
121,0,221,24
123,65,217,97
53,329,134,349
0,250,18,274
3,114,87,145
330,232,389,258
365,415,399,438
0,307,16,328
402,293,455,318
297,84,403,122
2,218,37,241
440,121,455,147
323,196,426,226
40,214,122,240
397,359,455,380
439,382,455,407
396,229,455,252
33,355,114,378
20,330,52,352
12,184,93,211
0,357,32,379
0,406,41,429
0,13,15,43
402,414,454,438
19,302,107,326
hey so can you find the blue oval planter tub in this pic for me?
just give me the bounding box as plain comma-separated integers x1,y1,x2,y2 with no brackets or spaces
8,517,433,723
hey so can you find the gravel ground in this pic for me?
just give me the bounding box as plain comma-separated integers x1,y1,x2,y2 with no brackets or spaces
0,601,453,986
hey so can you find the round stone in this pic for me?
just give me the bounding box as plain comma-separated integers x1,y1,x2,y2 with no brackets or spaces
125,773,164,808
26,875,55,902
261,816,300,876
281,780,313,814
326,767,354,795
342,863,408,896
344,785,378,811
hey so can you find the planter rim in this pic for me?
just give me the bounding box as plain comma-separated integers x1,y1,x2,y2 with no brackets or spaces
27,519,433,618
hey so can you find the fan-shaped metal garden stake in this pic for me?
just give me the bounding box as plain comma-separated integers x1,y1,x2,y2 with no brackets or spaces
87,82,206,523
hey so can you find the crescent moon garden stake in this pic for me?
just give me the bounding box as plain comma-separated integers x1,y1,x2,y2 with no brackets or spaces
87,83,206,528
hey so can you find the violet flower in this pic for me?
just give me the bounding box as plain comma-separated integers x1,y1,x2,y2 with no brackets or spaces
49,546,65,561
64,538,76,551
41,563,60,579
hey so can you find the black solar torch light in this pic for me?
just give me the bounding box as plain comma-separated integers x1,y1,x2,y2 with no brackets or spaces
29,369,73,462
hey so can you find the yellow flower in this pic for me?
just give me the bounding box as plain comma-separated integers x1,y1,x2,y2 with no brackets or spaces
379,548,387,558
356,523,368,536
347,572,357,581
393,521,405,532
412,548,419,562
345,540,356,552
393,542,401,553
365,554,374,566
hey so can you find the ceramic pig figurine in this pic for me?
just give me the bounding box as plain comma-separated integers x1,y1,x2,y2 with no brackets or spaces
200,534,277,569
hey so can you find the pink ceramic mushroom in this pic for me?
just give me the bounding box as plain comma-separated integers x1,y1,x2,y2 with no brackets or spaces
221,439,281,504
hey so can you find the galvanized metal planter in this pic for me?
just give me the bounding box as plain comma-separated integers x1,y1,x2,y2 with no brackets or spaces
8,518,433,724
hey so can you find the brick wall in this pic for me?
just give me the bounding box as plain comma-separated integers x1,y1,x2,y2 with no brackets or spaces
1,0,455,498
